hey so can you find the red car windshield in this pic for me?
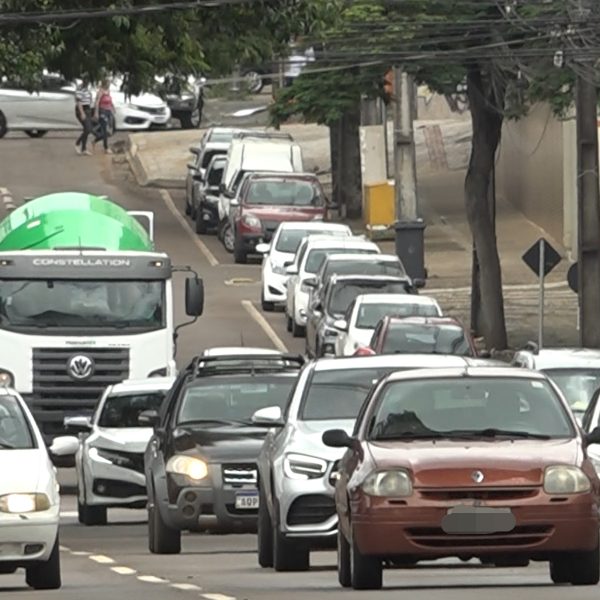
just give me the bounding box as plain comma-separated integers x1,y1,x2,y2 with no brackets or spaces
382,323,472,356
246,180,323,206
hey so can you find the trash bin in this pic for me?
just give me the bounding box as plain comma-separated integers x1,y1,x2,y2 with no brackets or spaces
394,219,426,284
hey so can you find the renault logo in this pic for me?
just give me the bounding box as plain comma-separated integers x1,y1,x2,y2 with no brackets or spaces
471,470,485,484
67,355,95,380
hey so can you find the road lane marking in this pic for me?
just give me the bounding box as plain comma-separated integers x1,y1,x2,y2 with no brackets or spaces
71,551,91,556
170,583,202,591
137,575,170,583
202,594,236,600
241,300,288,352
60,511,78,518
111,566,137,575
59,545,70,552
89,554,115,564
160,189,219,267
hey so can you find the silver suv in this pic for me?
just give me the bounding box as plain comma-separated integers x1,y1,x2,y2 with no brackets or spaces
253,354,500,571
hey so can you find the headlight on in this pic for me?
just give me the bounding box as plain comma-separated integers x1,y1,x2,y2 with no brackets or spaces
0,370,14,387
166,455,208,481
0,493,51,513
283,453,328,480
362,470,413,497
544,465,591,494
242,214,261,229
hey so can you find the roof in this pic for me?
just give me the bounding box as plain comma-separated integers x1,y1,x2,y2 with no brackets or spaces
312,354,484,372
246,172,320,182
356,293,439,306
525,348,600,369
331,274,411,284
322,253,400,264
201,347,282,357
305,238,378,250
276,222,351,233
387,316,462,326
108,377,176,394
384,365,546,384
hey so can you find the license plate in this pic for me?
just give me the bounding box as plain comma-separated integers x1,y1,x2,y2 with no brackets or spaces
234,492,259,510
441,506,516,535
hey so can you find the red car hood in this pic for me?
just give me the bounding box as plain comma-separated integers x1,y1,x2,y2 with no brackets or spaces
242,204,325,222
367,438,581,487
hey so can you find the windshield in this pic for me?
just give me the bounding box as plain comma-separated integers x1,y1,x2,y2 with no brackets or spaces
305,248,377,274
246,180,323,206
98,391,167,428
322,260,406,281
543,368,600,415
0,396,34,449
356,302,441,329
207,164,225,186
301,367,409,421
382,323,472,356
275,230,346,254
201,149,225,168
177,377,296,425
0,279,164,331
329,282,409,316
369,377,574,440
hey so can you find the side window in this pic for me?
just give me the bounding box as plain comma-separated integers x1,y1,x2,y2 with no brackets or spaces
582,389,600,432
345,300,356,322
296,243,308,269
370,322,382,347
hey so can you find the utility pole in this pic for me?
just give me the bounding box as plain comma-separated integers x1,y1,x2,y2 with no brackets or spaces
392,67,426,282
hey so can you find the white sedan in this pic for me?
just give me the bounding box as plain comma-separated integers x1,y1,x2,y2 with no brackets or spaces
333,293,443,356
256,222,352,311
0,387,77,590
64,377,175,526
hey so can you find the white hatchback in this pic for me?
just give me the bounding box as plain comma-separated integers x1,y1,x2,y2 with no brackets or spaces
257,222,352,311
0,387,77,590
333,293,443,356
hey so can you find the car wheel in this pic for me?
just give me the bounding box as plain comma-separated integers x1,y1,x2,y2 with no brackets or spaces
551,543,600,585
243,71,264,94
149,490,181,554
273,525,309,572
222,223,234,253
25,535,61,590
185,192,192,215
337,529,351,588
25,129,48,138
261,291,274,312
233,234,247,264
350,528,382,590
257,486,273,568
180,110,199,130
292,317,305,338
0,111,7,138
195,206,207,234
78,500,107,526
286,314,292,332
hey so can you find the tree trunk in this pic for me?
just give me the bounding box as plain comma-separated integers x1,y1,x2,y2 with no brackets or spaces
465,66,507,350
329,119,342,215
340,101,362,219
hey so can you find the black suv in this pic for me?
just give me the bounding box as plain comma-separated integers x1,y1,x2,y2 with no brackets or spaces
141,352,303,554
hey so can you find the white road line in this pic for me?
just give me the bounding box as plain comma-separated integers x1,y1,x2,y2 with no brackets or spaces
170,583,202,591
160,189,219,267
137,575,170,584
241,300,288,352
111,566,137,576
201,594,236,600
89,554,115,564
71,551,91,556
59,545,70,552
60,511,79,518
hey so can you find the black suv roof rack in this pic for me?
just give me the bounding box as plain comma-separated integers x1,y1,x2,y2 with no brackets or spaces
184,353,305,378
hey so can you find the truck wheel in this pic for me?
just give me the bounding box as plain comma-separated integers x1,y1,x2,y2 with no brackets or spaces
257,486,273,568
26,535,61,590
337,529,351,587
0,111,7,139
78,501,107,526
351,528,382,590
233,235,247,264
148,491,181,554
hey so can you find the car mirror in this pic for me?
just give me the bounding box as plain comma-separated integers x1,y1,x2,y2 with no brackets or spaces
333,319,348,332
304,277,318,288
585,426,600,446
251,406,284,427
322,429,353,448
64,415,92,433
286,265,298,275
138,409,161,427
478,349,492,358
230,198,239,207
187,162,197,171
49,435,79,457
255,243,270,254
192,173,204,182
185,277,204,317
189,146,201,155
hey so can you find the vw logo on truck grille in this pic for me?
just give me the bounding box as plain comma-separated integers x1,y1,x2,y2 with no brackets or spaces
67,354,95,380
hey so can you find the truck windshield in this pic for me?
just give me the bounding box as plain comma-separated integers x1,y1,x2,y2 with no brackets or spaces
0,279,164,331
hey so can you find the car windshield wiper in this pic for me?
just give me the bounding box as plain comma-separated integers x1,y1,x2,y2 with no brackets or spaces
447,428,552,440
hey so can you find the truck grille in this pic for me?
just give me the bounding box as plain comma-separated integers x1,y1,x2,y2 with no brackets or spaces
221,463,258,486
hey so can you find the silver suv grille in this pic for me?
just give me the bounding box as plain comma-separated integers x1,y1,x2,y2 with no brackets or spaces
222,463,258,486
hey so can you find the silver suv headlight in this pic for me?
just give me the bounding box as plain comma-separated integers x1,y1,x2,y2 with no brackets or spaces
544,465,591,494
283,453,328,480
362,470,413,497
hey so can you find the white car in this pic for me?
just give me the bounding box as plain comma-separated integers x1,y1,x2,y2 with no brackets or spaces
256,222,352,311
0,387,77,589
285,236,380,337
0,73,171,138
333,293,443,356
65,377,175,526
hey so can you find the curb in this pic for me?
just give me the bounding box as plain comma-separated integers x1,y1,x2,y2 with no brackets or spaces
125,135,185,189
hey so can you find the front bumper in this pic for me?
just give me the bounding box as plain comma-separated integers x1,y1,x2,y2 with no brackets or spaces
237,232,268,254
0,508,59,564
198,200,220,228
293,290,309,325
263,268,288,303
352,495,600,559
118,106,172,130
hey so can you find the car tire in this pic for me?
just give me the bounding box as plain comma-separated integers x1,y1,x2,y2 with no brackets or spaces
148,491,181,554
221,222,234,253
551,543,600,586
286,314,292,332
273,526,309,572
185,193,192,215
233,234,247,264
350,529,382,590
25,129,48,138
180,108,201,130
337,529,352,588
257,486,273,568
261,291,274,312
195,207,207,234
25,535,61,590
0,111,7,138
243,71,264,94
78,500,107,526
292,318,305,338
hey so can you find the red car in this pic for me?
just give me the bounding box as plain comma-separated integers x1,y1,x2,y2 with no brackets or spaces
354,316,478,357
231,172,330,263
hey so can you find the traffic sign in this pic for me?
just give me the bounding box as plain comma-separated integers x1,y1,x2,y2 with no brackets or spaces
522,238,562,277
567,263,578,293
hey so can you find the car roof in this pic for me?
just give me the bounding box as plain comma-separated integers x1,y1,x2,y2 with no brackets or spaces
356,293,438,305
304,237,374,249
520,348,600,369
108,377,176,394
322,253,399,264
201,347,282,357
277,222,351,232
331,274,410,284
311,355,495,372
387,316,462,326
383,365,546,383
246,172,320,182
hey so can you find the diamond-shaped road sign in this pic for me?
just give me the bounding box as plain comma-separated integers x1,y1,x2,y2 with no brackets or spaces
522,238,562,278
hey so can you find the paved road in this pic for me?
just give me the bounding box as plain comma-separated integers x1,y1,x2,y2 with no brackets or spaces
0,134,593,598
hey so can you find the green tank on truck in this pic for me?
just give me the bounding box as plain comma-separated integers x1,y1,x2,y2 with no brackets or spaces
0,192,204,447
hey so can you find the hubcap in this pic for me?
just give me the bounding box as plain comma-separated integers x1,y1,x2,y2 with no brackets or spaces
223,226,234,251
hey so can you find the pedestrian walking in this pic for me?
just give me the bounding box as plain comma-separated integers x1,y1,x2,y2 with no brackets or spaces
75,76,93,155
92,79,115,154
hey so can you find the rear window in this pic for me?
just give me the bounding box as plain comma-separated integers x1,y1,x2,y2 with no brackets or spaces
202,149,226,168
246,180,323,207
305,248,377,274
99,391,167,428
356,302,440,329
382,323,472,356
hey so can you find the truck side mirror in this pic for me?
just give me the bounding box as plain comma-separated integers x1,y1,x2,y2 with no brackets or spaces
185,277,204,317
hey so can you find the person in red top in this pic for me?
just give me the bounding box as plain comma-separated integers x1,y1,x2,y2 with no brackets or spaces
92,79,115,154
